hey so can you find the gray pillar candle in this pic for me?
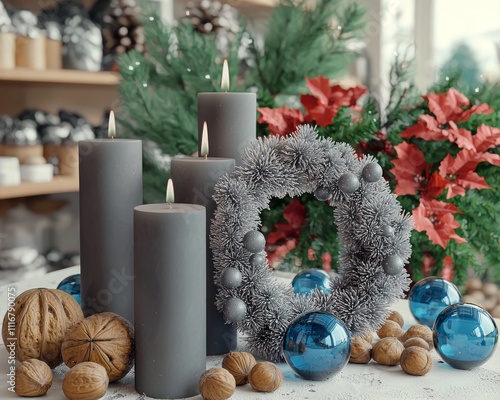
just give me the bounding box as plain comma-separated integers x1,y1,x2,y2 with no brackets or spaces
78,138,142,324
134,201,206,399
171,155,236,355
197,61,256,164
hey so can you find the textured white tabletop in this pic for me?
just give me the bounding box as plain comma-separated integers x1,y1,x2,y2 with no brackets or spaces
0,266,499,400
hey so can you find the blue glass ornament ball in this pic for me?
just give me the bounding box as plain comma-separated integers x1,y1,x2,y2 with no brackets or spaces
57,274,81,305
292,269,331,294
409,277,462,328
283,312,351,381
433,303,498,370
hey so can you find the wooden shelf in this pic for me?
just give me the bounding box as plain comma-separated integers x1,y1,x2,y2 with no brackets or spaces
0,176,79,200
0,69,119,87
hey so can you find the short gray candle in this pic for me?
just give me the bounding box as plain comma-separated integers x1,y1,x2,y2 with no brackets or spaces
134,202,206,399
171,156,236,355
78,138,142,324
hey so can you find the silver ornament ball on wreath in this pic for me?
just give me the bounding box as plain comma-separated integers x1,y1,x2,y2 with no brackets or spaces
382,254,405,275
223,297,247,323
362,162,383,182
382,225,395,237
249,253,266,268
243,230,266,253
314,187,331,201
338,172,360,194
220,267,243,289
211,125,413,364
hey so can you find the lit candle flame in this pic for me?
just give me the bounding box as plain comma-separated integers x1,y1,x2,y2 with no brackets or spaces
201,121,209,159
108,110,116,139
166,179,174,208
221,59,229,92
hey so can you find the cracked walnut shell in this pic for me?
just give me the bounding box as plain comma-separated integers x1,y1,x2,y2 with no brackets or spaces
2,288,84,368
15,359,53,397
62,312,134,382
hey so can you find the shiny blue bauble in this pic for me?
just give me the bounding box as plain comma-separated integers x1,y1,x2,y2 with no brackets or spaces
292,269,331,295
283,312,351,381
57,274,81,305
433,303,498,370
409,277,462,328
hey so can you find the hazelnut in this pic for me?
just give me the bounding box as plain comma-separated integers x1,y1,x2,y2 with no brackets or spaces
465,277,483,292
377,320,404,339
349,337,372,364
15,359,53,397
222,351,256,385
482,282,499,298
400,324,433,348
387,310,404,327
400,346,433,376
62,362,109,400
248,362,282,393
199,367,236,400
403,337,430,351
372,337,404,366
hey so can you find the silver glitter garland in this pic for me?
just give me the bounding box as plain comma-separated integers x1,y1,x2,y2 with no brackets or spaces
211,125,413,361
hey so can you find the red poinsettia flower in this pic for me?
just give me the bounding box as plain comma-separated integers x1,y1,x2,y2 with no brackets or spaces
266,199,307,265
257,106,304,136
412,199,466,248
322,252,332,272
438,149,491,198
400,89,492,143
421,253,435,277
300,76,366,127
389,142,428,195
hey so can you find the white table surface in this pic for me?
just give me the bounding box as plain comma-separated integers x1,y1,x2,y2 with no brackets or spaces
0,266,499,400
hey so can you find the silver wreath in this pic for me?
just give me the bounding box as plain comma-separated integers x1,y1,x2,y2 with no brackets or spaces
211,125,413,361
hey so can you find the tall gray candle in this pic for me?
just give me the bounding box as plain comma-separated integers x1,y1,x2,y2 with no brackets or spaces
198,60,256,165
134,181,206,399
171,123,236,355
79,112,142,324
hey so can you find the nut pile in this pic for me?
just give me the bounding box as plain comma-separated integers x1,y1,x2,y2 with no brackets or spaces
199,352,283,400
463,278,500,318
349,310,434,376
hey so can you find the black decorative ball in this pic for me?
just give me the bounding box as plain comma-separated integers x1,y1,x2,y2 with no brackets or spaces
220,267,243,289
362,162,383,183
243,230,266,254
338,172,360,194
382,254,404,275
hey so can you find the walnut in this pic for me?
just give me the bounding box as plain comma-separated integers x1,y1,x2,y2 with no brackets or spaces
400,324,433,349
62,361,109,400
403,337,430,351
62,312,134,382
222,351,256,385
400,346,433,376
15,359,53,397
387,310,404,327
349,337,372,364
248,362,282,393
377,320,404,339
199,367,236,400
2,288,84,368
361,331,374,343
372,337,405,366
